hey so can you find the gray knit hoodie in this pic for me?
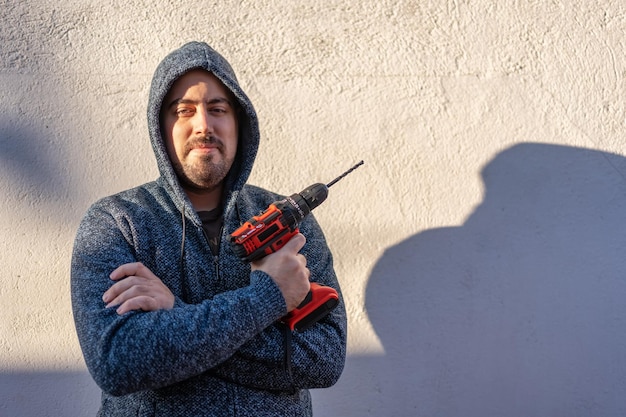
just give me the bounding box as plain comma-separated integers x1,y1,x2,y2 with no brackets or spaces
71,42,347,416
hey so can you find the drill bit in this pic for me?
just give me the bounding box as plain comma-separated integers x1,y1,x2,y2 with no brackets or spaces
327,160,365,188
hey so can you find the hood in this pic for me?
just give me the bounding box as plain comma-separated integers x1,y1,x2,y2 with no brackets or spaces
147,41,260,222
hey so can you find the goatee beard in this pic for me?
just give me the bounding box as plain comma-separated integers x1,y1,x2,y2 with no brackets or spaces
174,136,234,192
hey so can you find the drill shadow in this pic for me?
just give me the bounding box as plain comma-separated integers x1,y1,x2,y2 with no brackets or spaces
314,142,626,416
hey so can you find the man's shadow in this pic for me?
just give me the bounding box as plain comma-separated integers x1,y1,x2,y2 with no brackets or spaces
315,143,626,416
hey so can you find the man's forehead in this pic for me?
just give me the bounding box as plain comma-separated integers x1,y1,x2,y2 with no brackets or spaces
167,69,229,97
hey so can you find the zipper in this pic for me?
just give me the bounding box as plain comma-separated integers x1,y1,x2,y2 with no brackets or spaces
213,254,220,280
200,225,222,281
214,224,224,279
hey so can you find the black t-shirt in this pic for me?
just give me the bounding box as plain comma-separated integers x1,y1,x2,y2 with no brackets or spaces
198,208,223,256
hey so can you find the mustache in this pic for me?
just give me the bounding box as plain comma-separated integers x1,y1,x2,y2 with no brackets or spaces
185,135,225,153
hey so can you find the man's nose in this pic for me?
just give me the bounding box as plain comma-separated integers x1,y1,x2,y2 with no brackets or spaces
193,109,212,136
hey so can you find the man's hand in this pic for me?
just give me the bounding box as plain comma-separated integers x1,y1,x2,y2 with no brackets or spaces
251,233,311,312
103,262,175,315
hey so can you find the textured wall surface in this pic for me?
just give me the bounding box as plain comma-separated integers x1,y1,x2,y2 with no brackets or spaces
2,1,626,416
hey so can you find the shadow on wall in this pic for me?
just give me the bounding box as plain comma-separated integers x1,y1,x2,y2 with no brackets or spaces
314,143,626,417
0,371,100,416
0,119,83,222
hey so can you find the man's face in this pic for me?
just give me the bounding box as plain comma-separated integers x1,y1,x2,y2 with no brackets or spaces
161,69,238,192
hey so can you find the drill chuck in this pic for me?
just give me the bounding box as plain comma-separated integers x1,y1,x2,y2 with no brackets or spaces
298,183,329,212
281,183,329,224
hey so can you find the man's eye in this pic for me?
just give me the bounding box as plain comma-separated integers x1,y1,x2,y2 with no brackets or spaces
209,107,227,114
176,108,194,116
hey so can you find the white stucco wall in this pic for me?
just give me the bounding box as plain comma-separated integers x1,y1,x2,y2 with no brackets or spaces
2,1,626,415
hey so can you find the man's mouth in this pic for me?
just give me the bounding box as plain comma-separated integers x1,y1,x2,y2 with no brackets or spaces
186,137,223,155
193,143,217,150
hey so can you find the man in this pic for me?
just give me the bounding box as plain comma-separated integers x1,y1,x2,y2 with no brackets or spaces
71,41,347,416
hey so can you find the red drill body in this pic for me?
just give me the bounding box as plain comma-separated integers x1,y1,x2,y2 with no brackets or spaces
230,161,363,331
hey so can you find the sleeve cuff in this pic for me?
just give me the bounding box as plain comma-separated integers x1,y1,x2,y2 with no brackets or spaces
247,270,287,331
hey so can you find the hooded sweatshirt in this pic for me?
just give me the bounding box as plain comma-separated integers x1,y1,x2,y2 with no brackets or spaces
71,41,347,417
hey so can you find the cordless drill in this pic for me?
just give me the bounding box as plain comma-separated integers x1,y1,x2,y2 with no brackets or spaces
230,161,364,331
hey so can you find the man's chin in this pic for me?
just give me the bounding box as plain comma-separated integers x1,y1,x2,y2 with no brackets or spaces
175,158,233,192
181,169,228,192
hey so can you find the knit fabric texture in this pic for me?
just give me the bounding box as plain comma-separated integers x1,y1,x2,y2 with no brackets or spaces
71,41,347,416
